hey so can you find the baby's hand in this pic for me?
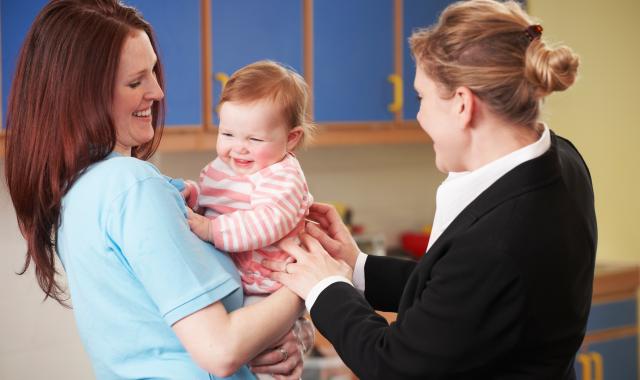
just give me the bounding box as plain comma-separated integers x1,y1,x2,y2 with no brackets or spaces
186,208,211,242
180,186,192,202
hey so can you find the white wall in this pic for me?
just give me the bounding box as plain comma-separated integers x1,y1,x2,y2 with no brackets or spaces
0,144,441,379
0,163,94,378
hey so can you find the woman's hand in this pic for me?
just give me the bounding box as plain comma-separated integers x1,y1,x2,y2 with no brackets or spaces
249,317,314,379
305,203,360,269
264,234,353,299
186,208,211,242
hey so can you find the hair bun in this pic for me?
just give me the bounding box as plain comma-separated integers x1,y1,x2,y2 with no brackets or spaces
525,41,580,96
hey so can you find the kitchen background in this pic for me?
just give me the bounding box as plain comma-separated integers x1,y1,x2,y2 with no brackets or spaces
1,0,639,378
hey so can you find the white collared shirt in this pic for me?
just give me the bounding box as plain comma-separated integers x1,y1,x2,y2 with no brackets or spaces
305,125,551,311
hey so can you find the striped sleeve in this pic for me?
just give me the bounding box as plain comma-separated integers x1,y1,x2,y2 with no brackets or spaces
210,162,311,252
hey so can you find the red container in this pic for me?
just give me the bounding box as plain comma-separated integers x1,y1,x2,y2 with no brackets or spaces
401,232,430,259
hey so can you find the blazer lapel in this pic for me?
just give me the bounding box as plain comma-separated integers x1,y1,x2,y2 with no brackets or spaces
424,133,561,258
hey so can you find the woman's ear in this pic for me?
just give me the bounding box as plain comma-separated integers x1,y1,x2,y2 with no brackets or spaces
454,86,475,130
286,126,304,151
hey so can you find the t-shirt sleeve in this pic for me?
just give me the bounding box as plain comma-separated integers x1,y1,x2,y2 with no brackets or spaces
105,175,240,326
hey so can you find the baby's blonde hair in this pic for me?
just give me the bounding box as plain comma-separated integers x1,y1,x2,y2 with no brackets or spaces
410,0,579,128
219,60,314,149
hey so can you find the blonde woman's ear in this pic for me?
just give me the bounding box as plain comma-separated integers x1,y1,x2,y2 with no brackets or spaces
455,86,475,129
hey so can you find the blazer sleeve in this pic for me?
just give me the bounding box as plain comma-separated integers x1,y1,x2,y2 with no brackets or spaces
363,255,417,312
310,242,525,379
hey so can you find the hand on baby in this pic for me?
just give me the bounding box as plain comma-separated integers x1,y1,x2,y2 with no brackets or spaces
186,208,211,242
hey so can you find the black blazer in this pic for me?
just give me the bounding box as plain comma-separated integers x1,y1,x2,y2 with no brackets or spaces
311,133,597,379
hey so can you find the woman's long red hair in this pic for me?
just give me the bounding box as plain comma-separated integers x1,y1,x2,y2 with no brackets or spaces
4,0,165,304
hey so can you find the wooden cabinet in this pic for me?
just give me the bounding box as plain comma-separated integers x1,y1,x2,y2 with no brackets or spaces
575,265,639,380
211,0,303,124
1,0,48,131
126,0,203,127
1,0,456,154
313,0,394,123
401,0,453,120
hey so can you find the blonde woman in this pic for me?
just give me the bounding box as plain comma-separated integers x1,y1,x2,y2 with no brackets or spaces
266,1,596,378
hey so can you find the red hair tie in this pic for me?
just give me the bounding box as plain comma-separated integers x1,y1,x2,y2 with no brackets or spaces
525,24,543,41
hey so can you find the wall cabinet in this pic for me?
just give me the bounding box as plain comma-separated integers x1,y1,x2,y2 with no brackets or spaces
1,0,461,153
1,0,48,130
211,0,303,124
402,0,453,120
313,0,394,123
126,0,203,127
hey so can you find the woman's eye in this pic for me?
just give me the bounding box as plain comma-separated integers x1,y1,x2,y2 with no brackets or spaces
221,132,233,137
128,81,141,89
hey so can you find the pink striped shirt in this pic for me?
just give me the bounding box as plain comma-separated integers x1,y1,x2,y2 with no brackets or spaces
185,154,312,294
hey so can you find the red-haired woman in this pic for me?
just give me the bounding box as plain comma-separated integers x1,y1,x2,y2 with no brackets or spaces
267,0,597,379
4,1,310,379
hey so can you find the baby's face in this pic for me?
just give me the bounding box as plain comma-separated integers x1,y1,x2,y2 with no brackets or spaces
216,100,291,175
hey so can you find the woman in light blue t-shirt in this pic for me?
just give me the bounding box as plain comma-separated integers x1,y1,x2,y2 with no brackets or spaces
4,1,311,379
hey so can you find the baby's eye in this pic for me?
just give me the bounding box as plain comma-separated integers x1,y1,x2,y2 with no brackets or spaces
221,132,233,137
250,138,264,142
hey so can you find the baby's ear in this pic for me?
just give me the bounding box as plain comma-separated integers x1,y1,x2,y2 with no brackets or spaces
286,126,304,151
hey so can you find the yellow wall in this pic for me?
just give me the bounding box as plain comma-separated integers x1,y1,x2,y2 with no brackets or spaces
529,0,640,262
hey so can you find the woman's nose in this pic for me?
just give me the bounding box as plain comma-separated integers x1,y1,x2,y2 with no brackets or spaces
147,72,164,100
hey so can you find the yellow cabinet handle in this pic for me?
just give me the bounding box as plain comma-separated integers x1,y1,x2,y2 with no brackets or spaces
215,72,229,90
387,74,403,113
590,352,603,380
213,73,229,116
577,352,604,380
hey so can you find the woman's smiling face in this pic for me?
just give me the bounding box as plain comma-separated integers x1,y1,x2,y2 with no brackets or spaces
111,29,164,156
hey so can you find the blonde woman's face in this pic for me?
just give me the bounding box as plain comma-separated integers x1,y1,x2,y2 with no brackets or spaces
414,68,466,173
112,30,164,156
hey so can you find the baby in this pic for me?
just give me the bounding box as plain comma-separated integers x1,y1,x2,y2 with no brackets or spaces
184,60,314,297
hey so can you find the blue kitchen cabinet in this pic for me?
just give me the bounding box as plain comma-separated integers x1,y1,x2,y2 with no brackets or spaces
1,0,48,129
1,0,202,128
574,266,639,380
211,0,303,124
577,336,638,380
123,0,202,127
402,0,452,121
313,0,395,123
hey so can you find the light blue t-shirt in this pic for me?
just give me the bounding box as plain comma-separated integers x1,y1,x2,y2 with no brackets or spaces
57,153,256,380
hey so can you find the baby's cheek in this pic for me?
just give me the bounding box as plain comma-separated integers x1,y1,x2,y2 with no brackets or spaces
253,146,284,166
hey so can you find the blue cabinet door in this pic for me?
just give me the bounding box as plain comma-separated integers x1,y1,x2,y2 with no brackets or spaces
1,0,49,130
576,336,639,380
211,0,303,123
402,0,452,121
1,0,202,128
125,0,202,127
313,0,394,123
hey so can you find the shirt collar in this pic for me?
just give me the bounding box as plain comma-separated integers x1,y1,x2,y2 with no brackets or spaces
427,124,551,251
